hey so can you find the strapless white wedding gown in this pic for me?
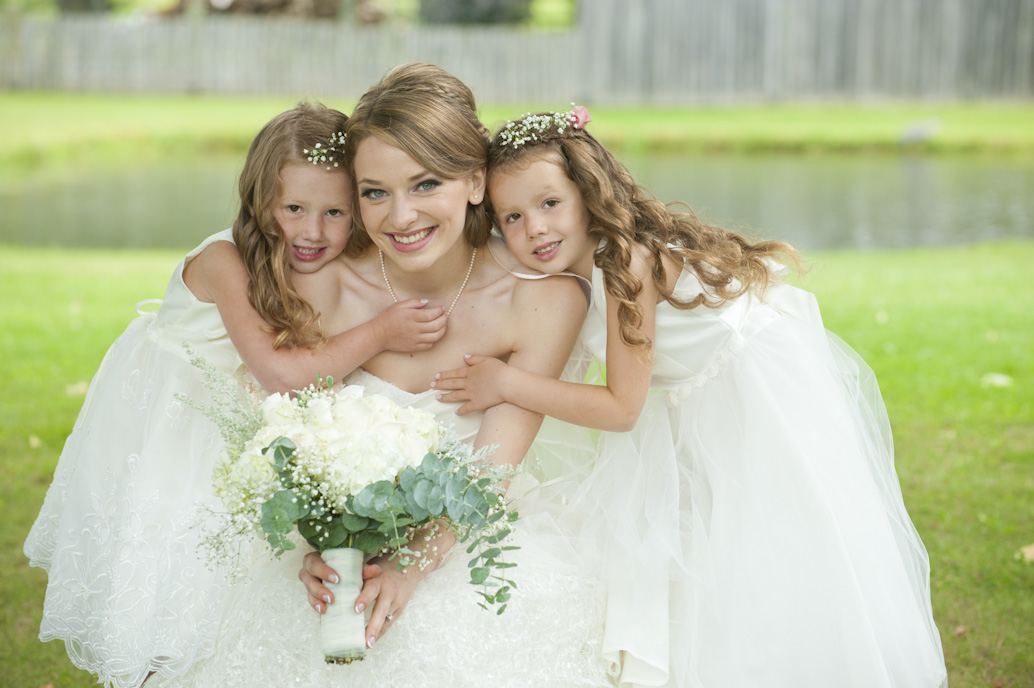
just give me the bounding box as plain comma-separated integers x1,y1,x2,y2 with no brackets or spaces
149,368,614,688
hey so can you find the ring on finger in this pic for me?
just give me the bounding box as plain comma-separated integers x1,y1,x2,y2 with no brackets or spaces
385,612,394,622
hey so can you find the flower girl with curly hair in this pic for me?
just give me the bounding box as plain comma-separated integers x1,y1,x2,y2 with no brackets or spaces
24,100,445,688
433,106,949,687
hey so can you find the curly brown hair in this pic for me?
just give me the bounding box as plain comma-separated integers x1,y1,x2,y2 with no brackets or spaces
232,100,349,349
488,115,799,351
341,62,492,257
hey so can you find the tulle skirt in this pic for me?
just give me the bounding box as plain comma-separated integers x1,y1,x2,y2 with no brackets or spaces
564,314,948,687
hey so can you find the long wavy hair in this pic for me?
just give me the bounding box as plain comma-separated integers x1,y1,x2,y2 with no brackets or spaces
342,62,492,256
487,116,800,351
232,100,349,349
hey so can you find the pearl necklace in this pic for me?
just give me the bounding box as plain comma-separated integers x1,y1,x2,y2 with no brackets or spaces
379,247,478,317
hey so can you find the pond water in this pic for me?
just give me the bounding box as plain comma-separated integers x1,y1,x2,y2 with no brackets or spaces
2,152,1031,251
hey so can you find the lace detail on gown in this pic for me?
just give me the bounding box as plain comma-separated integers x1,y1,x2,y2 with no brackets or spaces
23,230,243,688
148,368,616,688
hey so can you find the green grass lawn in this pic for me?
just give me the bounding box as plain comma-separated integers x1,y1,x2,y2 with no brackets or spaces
2,241,1032,686
2,90,1032,684
3,92,1033,179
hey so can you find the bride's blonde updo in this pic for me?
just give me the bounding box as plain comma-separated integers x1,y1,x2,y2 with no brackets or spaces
343,62,493,256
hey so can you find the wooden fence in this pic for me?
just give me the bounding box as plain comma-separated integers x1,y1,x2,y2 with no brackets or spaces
3,0,1032,102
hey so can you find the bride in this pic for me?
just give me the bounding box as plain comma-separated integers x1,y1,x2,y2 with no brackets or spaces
149,63,615,687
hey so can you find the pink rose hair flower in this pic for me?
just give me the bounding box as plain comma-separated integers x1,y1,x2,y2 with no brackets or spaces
571,105,592,129
497,103,594,148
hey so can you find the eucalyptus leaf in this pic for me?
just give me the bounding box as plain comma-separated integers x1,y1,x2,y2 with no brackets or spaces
463,490,489,520
470,567,490,585
398,466,417,492
297,518,321,548
485,528,512,544
321,518,349,549
427,485,445,516
388,491,408,512
353,488,376,516
265,437,296,471
404,491,430,522
340,512,370,532
353,530,389,555
371,480,394,503
412,479,432,510
266,532,296,556
261,489,306,534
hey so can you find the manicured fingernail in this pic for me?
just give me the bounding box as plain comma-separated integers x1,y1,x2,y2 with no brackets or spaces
420,299,428,304
464,354,471,358
429,381,437,388
315,603,323,614
322,594,331,604
436,394,443,401
368,636,376,648
355,602,365,613
433,373,440,379
329,574,339,584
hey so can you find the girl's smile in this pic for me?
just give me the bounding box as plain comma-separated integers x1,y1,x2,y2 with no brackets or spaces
489,157,595,280
274,161,353,274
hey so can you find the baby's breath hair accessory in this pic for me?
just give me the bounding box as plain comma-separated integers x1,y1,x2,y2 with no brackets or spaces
304,131,346,170
498,103,593,149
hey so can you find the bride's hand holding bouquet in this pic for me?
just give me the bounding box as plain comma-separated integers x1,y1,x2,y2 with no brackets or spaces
199,377,518,664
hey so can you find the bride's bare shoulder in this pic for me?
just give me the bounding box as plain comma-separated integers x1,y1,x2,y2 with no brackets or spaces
482,236,589,314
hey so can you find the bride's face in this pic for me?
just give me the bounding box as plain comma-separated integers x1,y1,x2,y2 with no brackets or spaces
354,136,485,274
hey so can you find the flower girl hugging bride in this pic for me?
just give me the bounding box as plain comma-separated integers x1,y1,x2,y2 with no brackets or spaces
432,107,949,687
24,101,446,688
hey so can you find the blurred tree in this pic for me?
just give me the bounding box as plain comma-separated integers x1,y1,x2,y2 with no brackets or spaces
418,0,531,24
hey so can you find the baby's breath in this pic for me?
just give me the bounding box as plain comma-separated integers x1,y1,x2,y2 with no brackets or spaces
497,103,583,149
303,131,346,170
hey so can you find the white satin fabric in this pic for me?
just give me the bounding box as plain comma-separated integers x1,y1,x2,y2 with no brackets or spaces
563,259,949,687
147,368,615,688
24,230,244,688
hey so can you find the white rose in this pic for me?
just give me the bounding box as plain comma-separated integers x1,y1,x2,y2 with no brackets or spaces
306,395,335,427
331,392,374,430
259,392,299,426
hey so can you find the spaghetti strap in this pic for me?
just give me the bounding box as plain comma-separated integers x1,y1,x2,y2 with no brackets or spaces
485,237,592,310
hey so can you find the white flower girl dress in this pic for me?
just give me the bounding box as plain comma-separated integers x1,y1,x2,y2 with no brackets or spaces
562,259,949,687
24,230,243,688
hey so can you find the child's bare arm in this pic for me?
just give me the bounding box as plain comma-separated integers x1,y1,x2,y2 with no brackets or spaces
187,241,442,393
435,251,658,433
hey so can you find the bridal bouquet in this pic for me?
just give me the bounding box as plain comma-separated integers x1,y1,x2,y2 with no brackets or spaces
190,368,518,663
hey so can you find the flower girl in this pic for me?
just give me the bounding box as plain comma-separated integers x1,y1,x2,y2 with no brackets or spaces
433,106,949,687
